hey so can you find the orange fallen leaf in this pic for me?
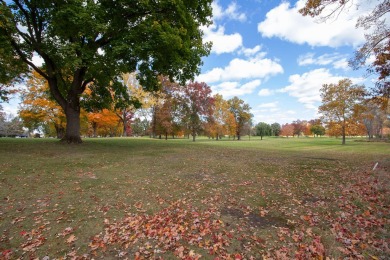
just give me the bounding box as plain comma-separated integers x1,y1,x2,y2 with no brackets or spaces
66,234,77,244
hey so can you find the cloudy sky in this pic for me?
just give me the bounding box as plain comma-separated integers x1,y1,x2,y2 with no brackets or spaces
195,0,375,124
3,0,375,125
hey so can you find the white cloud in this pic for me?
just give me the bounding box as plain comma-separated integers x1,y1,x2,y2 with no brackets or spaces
202,24,243,54
212,1,247,22
279,68,344,110
297,52,350,70
286,110,296,115
252,109,297,125
258,101,278,108
333,58,350,70
257,0,365,48
258,88,273,96
279,68,364,111
197,56,283,83
211,79,261,98
240,45,261,57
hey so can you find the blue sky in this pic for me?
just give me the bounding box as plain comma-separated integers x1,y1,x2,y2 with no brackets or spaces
195,0,375,124
3,0,376,125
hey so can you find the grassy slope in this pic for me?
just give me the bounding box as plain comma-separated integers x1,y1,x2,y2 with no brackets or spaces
0,137,389,259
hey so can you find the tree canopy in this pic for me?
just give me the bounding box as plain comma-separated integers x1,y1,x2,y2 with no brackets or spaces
0,0,212,142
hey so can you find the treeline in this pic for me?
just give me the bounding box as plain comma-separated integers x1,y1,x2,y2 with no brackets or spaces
3,72,388,141
17,72,253,141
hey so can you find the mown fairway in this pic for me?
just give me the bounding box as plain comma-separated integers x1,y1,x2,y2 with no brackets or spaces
0,137,389,259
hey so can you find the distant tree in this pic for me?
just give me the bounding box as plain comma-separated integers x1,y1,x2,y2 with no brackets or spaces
113,73,143,137
361,98,388,139
0,0,212,143
212,94,231,140
132,118,149,137
291,119,307,137
225,112,237,139
280,123,294,137
87,109,120,137
270,122,281,136
181,82,214,142
0,112,24,137
155,100,175,140
255,122,271,140
228,97,252,140
319,78,365,144
310,125,326,137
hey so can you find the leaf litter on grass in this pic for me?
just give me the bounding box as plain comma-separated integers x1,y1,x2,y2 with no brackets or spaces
1,139,389,259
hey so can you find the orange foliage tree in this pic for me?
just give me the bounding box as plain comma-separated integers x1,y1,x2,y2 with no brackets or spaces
87,109,120,137
19,71,66,138
280,123,294,137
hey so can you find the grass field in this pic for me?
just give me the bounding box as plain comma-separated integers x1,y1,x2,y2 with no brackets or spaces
0,137,389,259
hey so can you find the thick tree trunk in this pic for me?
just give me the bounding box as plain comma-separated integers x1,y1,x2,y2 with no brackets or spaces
62,104,82,143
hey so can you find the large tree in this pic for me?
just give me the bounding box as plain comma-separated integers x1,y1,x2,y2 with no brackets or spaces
319,78,365,144
300,0,389,102
0,0,212,143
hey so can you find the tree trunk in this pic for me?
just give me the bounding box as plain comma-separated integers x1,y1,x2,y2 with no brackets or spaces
62,104,82,143
55,124,65,139
92,122,97,137
342,122,346,145
122,110,128,137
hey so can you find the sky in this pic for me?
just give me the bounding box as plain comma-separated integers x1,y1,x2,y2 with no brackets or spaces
195,0,376,125
2,0,377,125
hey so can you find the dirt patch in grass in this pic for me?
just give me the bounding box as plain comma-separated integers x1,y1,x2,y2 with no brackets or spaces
221,207,286,228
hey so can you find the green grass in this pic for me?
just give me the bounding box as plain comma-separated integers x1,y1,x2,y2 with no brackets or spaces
0,137,389,259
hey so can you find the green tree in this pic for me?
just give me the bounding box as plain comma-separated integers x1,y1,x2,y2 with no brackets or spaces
255,122,271,140
0,0,212,143
270,122,281,136
319,78,365,144
227,97,252,140
310,124,326,137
